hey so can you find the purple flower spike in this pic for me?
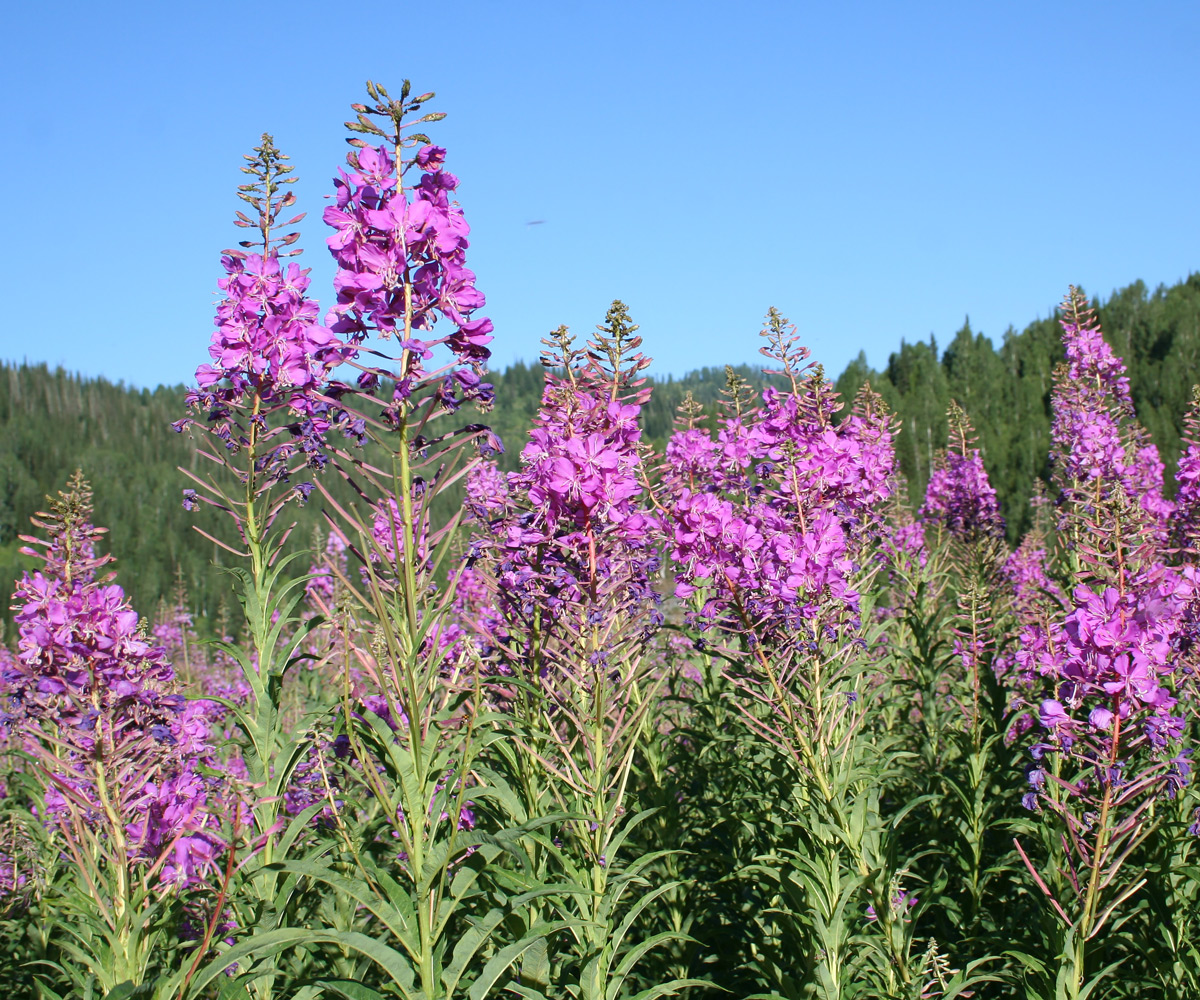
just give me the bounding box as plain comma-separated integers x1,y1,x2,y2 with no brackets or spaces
4,475,224,891
323,136,492,410
658,311,896,639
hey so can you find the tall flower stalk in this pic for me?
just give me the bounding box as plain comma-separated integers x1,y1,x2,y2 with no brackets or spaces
459,304,704,996
896,402,1014,955
175,132,347,999
1011,288,1196,997
2,474,222,996
178,130,341,857
652,312,936,996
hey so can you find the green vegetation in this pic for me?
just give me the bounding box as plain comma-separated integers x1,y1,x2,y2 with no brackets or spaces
4,273,1199,625
836,273,1200,536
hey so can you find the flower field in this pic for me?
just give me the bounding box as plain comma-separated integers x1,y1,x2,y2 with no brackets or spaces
1,83,1198,999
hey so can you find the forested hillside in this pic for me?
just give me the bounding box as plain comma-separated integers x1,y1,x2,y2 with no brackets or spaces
836,273,1200,535
0,368,236,631
3,273,1199,628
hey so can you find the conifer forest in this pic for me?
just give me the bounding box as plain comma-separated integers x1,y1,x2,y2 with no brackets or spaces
2,83,1199,999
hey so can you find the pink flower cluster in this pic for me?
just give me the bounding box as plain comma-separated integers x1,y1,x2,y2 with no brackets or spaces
1000,535,1063,627
1049,297,1172,530
368,496,429,576
921,448,1004,539
181,136,352,478
659,327,895,635
460,319,659,654
2,489,223,889
324,143,493,410
10,573,176,726
521,395,646,536
1034,576,1187,728
1019,565,1197,812
195,253,348,411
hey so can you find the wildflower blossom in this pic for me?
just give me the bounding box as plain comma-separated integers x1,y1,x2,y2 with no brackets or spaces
659,311,895,638
3,476,223,889
323,138,493,411
459,306,659,662
1049,287,1172,532
188,135,348,421
922,450,1004,540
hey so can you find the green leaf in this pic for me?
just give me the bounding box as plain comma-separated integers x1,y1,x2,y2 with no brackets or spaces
187,928,418,998
467,921,581,1000
306,981,390,1000
105,983,151,1000
625,981,719,1000
518,937,551,991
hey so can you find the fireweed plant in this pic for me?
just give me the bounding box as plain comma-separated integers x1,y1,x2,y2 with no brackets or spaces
1,475,225,998
4,82,1200,999
901,401,1015,955
649,314,997,999
169,128,359,1000
1003,289,1200,998
458,307,707,998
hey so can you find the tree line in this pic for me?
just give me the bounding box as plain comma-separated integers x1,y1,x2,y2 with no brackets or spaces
3,272,1198,629
835,273,1200,536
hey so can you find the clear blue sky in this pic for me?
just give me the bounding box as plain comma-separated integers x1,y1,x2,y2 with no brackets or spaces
2,1,1196,389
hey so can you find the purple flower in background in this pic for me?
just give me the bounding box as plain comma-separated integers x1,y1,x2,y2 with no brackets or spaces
1172,387,1200,549
4,475,224,890
1002,535,1063,617
866,888,917,923
922,452,1004,540
920,402,1004,540
305,532,348,608
658,312,896,638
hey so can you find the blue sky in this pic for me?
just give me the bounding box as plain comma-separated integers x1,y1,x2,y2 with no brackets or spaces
1,1,1197,388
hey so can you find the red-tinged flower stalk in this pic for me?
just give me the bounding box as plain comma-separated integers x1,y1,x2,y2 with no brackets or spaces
1023,291,1192,763
175,134,338,683
305,82,501,629
175,130,359,882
